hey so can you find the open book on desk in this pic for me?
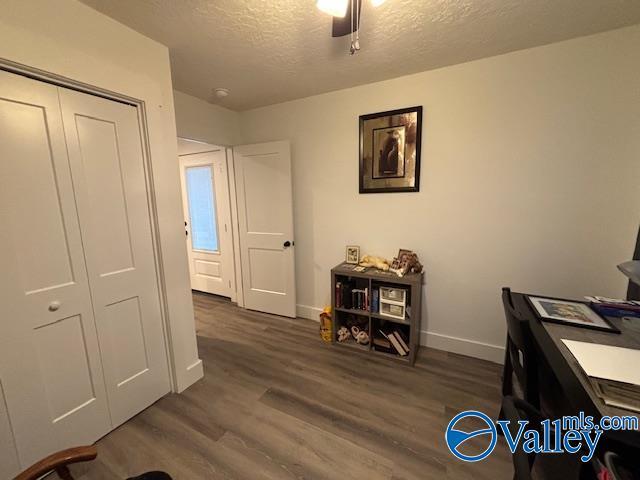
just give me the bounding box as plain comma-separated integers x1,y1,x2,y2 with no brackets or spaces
562,339,640,414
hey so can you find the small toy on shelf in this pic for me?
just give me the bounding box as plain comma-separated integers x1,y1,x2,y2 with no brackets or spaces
390,249,423,277
350,326,370,345
337,326,351,342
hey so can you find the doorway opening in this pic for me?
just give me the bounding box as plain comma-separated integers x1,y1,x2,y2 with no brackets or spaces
178,138,235,300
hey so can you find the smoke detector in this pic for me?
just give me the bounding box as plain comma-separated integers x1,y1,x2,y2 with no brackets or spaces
213,88,230,99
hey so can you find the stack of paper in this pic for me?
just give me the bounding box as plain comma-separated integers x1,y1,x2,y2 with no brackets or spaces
562,340,640,413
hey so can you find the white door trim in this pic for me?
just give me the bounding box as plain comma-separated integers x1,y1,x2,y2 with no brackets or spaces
0,59,178,392
227,147,245,308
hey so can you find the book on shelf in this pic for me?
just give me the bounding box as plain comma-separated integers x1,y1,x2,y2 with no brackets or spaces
378,329,409,356
372,288,379,314
393,331,409,352
335,280,369,311
372,337,394,354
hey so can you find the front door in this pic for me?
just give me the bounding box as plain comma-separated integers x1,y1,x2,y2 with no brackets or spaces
233,141,296,318
180,150,234,298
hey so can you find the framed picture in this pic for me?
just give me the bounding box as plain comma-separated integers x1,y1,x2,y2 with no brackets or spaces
359,106,422,194
526,295,620,333
345,246,360,264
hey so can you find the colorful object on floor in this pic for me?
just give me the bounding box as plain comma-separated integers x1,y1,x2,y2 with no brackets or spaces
319,306,333,343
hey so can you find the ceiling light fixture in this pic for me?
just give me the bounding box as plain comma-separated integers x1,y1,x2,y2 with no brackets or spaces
316,0,349,18
213,88,230,99
318,0,389,54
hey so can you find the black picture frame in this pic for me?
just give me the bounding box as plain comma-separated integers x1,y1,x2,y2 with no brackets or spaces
525,295,620,333
359,106,422,194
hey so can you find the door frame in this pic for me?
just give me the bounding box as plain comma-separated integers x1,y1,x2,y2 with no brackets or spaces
227,148,246,308
0,58,178,391
178,141,237,302
178,140,295,316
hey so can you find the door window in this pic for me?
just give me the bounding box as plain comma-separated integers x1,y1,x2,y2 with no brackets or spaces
185,165,219,252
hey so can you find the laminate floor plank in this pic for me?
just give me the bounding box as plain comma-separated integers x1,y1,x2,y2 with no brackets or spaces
68,292,512,479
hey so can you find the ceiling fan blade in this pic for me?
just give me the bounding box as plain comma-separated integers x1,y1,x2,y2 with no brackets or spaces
332,0,362,37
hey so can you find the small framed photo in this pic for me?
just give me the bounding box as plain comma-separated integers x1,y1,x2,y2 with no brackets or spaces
359,106,422,194
526,295,620,333
345,246,360,264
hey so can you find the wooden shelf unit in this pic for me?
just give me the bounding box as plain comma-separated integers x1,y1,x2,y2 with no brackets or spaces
331,262,424,365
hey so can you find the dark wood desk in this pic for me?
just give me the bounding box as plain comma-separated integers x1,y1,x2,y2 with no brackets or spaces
511,292,640,447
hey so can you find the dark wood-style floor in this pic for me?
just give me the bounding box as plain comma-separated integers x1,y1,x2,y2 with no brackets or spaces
70,292,512,479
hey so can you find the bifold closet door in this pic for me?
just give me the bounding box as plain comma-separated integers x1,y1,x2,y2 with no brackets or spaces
59,89,170,427
0,70,111,471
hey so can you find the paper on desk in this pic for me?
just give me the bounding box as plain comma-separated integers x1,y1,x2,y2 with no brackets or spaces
562,339,640,386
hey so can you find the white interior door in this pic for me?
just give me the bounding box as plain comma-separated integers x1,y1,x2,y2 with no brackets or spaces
233,141,296,317
59,88,170,427
179,150,234,298
0,70,111,471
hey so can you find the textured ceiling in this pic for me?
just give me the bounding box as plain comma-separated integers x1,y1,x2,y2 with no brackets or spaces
79,0,640,111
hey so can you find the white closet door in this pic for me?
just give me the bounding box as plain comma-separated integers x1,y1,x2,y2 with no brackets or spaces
59,89,170,427
0,71,110,470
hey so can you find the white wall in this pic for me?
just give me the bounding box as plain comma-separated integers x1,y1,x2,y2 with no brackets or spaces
239,25,640,362
174,90,240,146
0,0,203,390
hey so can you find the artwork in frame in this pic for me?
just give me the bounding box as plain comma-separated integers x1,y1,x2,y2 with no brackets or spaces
526,295,620,333
345,245,360,264
359,106,422,193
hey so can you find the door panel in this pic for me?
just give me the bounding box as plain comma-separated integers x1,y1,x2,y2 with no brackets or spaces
59,89,170,428
103,297,149,387
0,380,20,479
233,141,296,317
33,315,98,422
1,96,75,292
180,150,234,297
0,70,110,469
74,115,135,274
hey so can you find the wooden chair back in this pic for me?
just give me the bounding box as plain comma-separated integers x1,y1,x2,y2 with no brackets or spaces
14,446,97,480
501,395,544,480
502,287,539,407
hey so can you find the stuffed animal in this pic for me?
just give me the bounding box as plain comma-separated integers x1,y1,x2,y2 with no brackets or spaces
359,255,391,272
350,326,370,345
337,326,351,342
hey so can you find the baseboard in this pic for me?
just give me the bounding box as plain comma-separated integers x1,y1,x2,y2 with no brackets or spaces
175,359,204,393
297,304,323,321
421,331,504,364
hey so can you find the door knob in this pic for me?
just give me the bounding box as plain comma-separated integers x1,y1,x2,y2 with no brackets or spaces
48,301,61,312
284,241,292,248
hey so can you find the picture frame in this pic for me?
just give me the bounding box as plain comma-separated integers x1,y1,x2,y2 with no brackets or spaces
359,106,422,194
526,295,620,333
345,245,360,264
